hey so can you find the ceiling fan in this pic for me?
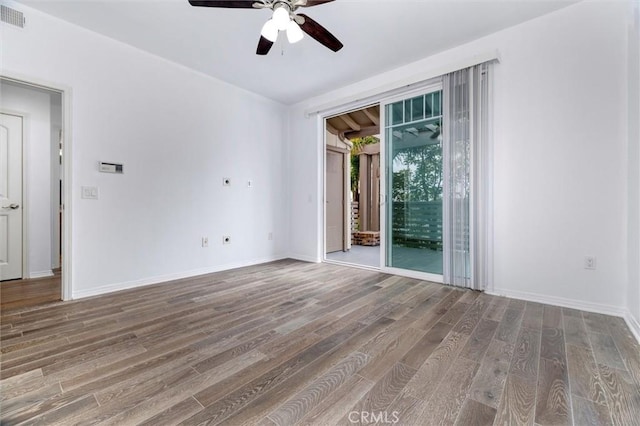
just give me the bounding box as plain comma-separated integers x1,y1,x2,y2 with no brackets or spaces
188,0,343,55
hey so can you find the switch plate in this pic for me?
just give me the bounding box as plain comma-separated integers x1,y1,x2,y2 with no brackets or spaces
202,237,209,248
81,186,99,200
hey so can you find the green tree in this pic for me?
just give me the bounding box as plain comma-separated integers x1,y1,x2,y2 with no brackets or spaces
391,130,443,202
395,144,443,202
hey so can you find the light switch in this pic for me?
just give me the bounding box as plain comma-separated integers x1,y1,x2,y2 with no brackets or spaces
81,186,99,200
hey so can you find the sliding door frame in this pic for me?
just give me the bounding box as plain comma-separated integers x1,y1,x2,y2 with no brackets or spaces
319,78,445,281
379,82,444,283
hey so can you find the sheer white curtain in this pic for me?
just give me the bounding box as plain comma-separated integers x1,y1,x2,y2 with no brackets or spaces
442,62,492,290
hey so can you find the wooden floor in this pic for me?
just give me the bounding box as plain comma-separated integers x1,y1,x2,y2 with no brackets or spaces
1,270,62,311
1,260,639,425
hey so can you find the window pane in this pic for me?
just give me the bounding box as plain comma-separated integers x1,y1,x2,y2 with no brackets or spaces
425,93,433,118
392,101,404,125
433,91,441,117
411,96,424,121
404,101,412,124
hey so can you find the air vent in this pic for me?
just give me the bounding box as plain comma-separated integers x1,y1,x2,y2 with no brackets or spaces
1,5,25,28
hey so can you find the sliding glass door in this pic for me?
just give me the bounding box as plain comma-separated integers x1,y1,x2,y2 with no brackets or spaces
384,89,443,276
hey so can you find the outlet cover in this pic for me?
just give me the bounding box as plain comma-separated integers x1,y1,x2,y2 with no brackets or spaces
584,256,596,270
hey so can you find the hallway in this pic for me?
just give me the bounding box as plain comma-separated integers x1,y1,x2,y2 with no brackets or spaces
1,270,61,311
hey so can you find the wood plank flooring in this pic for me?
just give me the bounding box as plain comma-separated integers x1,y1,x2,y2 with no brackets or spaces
1,271,61,311
1,260,639,425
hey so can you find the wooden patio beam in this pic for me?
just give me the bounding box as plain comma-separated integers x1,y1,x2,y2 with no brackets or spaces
338,113,361,131
363,107,379,126
344,125,380,140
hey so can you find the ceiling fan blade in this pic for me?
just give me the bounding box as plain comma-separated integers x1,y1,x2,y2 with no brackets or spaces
256,36,274,55
297,13,343,52
188,1,258,8
298,0,335,7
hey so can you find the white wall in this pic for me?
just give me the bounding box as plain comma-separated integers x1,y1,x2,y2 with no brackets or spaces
0,82,55,278
288,110,322,262
2,1,288,298
288,1,631,315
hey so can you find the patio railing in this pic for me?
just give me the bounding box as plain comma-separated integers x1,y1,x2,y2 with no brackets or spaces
392,201,443,250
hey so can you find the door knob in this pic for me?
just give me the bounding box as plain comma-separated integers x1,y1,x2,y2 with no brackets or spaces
2,203,19,210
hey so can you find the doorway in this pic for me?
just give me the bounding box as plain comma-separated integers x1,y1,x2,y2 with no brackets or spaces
324,105,381,269
322,85,446,281
0,78,65,309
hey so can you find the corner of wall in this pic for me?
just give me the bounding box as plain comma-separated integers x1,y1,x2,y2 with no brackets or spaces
625,310,640,344
627,0,640,328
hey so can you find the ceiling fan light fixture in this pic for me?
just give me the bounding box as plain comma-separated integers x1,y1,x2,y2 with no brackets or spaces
272,5,290,31
261,19,278,42
286,20,303,44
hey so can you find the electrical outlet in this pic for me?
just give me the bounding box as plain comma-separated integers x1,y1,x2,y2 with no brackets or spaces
223,177,231,187
222,236,231,245
247,180,253,188
584,256,596,270
201,237,209,248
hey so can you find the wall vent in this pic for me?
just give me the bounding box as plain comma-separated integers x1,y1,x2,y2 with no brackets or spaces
1,5,25,28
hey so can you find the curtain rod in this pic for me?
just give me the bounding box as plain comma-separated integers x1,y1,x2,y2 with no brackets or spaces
304,50,500,118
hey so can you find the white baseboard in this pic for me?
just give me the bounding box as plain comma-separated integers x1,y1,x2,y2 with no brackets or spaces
71,255,287,299
487,287,626,317
624,311,640,344
288,253,321,263
29,270,54,279
488,287,640,344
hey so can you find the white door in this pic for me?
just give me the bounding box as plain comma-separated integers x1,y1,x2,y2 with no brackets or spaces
0,113,23,281
326,149,345,253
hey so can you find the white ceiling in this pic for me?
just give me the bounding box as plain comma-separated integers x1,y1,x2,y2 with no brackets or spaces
17,0,578,104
